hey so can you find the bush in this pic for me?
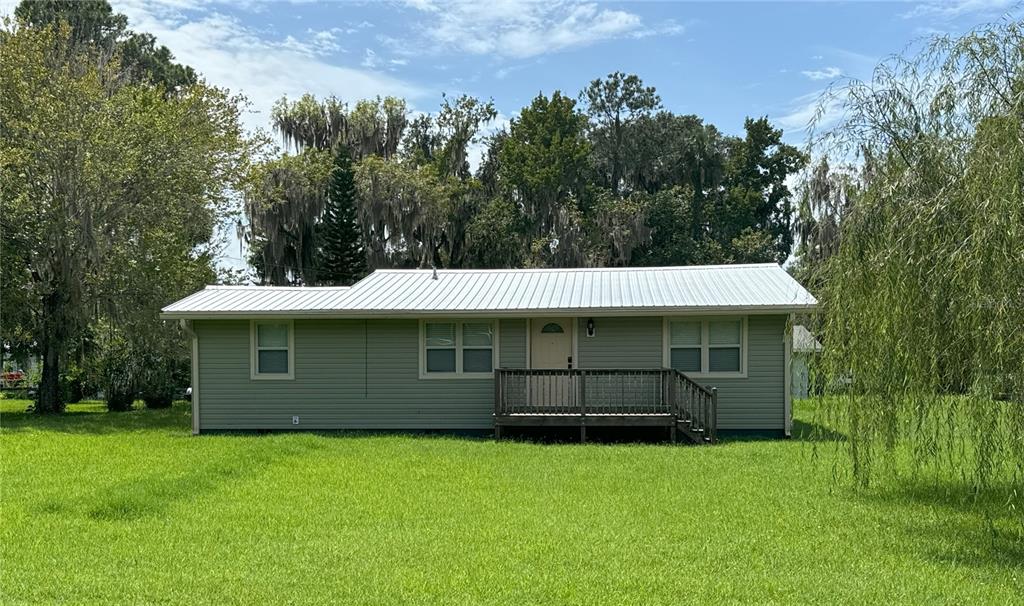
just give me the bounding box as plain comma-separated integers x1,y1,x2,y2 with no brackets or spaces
93,331,140,413
105,387,135,412
139,355,186,409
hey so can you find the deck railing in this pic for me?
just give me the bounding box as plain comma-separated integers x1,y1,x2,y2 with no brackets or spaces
494,368,718,443
667,369,718,443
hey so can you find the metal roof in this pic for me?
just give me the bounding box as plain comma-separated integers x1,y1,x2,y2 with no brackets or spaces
161,264,817,318
163,286,352,314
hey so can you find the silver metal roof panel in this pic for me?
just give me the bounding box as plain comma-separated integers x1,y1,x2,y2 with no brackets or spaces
161,264,817,318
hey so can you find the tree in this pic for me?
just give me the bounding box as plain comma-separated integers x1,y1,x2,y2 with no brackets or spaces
580,72,661,194
790,158,861,291
809,20,1024,491
14,0,124,48
244,149,332,285
464,197,526,268
498,91,591,266
715,117,806,264
271,93,408,159
318,145,368,285
14,0,196,91
0,20,248,412
353,155,447,268
396,94,496,267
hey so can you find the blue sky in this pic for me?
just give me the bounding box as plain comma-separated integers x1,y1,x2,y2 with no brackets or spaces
4,0,1018,269
74,0,1014,147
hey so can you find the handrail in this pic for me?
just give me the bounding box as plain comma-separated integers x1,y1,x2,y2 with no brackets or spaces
494,367,718,443
667,369,718,443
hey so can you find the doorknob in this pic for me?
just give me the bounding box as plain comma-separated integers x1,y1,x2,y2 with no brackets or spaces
567,355,573,369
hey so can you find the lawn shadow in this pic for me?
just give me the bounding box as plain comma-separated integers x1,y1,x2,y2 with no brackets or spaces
856,478,1024,572
33,437,325,522
1,400,191,435
791,418,847,443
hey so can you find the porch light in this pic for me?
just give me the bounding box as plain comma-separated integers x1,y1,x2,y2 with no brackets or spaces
586,318,596,337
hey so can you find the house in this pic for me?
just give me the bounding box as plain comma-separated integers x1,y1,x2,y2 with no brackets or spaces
791,325,824,399
161,264,817,440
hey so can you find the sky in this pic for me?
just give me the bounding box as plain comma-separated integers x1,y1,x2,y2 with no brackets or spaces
3,0,1020,270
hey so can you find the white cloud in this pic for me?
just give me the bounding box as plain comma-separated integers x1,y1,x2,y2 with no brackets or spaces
398,0,683,59
801,66,842,81
775,88,847,136
306,28,344,54
112,1,423,136
902,0,1016,19
361,48,381,68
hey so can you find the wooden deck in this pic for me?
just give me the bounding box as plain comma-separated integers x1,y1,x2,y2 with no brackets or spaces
494,368,718,444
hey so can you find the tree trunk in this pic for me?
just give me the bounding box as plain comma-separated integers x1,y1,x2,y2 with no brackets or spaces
36,292,65,414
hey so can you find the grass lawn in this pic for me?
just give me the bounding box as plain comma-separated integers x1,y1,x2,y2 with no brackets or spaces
1,398,1021,604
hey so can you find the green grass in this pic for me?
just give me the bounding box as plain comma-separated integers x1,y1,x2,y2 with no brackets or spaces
1,398,1021,604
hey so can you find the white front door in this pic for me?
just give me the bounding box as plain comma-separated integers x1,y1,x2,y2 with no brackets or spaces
530,318,573,368
529,318,575,410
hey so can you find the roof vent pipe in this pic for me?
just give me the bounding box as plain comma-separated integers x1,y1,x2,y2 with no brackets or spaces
431,265,438,280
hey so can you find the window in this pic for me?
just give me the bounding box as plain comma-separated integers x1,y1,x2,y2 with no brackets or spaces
665,317,746,377
541,323,564,333
425,322,457,373
251,320,294,380
709,319,742,372
421,320,497,378
669,320,702,372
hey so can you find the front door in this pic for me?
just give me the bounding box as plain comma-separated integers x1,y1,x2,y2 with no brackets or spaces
531,318,573,368
529,318,575,410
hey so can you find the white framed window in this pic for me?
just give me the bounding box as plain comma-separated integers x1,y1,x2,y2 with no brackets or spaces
251,320,295,380
663,317,747,378
420,319,498,378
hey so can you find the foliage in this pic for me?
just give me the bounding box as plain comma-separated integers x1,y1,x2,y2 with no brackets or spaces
791,158,861,291
244,149,333,285
354,155,448,268
498,91,592,266
0,19,249,412
808,19,1024,493
13,0,196,91
716,118,806,264
90,324,138,412
250,76,803,275
464,197,527,268
318,144,368,286
271,93,407,159
580,71,661,194
1,398,1021,603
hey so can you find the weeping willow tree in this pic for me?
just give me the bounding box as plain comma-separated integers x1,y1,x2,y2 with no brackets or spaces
808,19,1024,496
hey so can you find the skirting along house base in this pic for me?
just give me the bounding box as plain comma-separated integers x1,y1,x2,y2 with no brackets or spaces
161,264,817,440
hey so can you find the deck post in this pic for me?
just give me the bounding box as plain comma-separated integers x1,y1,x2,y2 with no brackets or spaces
494,369,502,416
710,387,719,444
579,370,586,443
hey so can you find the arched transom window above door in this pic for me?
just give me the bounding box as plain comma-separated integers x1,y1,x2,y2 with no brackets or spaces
540,322,565,334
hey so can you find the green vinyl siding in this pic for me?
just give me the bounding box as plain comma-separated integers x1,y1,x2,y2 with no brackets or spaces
194,314,785,433
576,315,786,431
702,315,786,431
196,319,493,431
577,317,663,368
498,319,527,368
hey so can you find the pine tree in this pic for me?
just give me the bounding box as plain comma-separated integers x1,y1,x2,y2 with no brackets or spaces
318,144,368,285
